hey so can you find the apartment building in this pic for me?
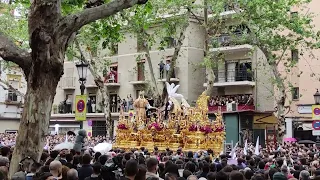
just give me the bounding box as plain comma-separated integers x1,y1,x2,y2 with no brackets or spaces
283,0,320,142
50,19,207,136
0,61,25,132
204,9,276,146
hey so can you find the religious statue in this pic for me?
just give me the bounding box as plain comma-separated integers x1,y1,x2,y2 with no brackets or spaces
133,91,150,120
164,82,190,119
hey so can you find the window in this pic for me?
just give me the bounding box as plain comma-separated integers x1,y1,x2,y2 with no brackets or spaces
292,87,299,100
291,49,299,62
7,90,17,101
110,43,118,55
162,37,175,48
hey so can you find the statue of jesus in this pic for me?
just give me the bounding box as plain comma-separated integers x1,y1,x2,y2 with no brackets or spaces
133,91,149,121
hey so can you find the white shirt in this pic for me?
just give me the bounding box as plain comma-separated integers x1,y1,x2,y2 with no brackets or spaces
165,63,170,71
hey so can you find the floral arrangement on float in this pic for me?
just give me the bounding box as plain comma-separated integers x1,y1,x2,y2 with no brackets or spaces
214,126,224,133
200,125,213,134
189,124,198,132
117,123,129,130
148,122,164,131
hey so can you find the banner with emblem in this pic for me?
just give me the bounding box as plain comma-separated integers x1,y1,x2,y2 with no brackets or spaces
312,105,320,120
75,95,87,121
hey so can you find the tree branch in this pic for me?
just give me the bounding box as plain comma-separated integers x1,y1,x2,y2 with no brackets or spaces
0,33,31,73
0,78,25,97
59,0,147,37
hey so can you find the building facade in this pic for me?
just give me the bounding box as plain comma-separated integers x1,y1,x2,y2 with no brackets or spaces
0,14,277,141
0,62,25,133
283,0,320,142
49,19,207,136
204,8,276,146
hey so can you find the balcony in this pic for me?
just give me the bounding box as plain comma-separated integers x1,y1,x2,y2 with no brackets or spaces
210,33,253,53
128,71,147,85
208,94,255,113
4,93,23,106
208,2,243,19
104,72,121,88
204,68,255,87
61,77,76,90
158,67,180,82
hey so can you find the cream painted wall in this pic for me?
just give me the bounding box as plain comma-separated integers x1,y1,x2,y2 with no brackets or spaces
282,0,320,118
0,120,20,132
254,48,274,112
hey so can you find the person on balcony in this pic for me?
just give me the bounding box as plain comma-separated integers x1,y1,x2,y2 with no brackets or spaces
158,60,165,79
92,99,96,113
108,71,115,83
127,94,134,110
87,99,93,113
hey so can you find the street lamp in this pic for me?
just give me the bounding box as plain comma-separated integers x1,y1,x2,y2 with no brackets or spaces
314,89,320,105
75,59,89,95
75,59,89,129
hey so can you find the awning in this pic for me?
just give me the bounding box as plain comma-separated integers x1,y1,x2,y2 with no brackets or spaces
254,114,277,124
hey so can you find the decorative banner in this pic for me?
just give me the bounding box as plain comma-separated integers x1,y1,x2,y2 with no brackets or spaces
129,110,134,117
87,130,92,137
87,120,92,126
312,120,320,130
75,95,87,121
312,105,320,120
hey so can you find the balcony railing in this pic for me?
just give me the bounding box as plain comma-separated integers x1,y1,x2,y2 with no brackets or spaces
214,68,254,83
211,32,253,48
61,77,76,89
208,94,255,112
5,93,23,105
104,72,121,84
158,67,179,82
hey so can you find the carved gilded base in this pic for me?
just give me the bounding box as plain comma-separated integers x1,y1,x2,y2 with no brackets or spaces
140,141,154,150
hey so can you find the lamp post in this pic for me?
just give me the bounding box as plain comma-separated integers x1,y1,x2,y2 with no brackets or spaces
75,59,89,129
314,89,320,144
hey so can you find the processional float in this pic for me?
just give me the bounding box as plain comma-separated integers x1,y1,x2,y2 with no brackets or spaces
114,82,225,153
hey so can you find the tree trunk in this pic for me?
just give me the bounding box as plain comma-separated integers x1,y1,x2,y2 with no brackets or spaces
261,47,287,142
9,71,61,177
0,0,145,177
161,12,190,102
98,85,113,138
204,68,216,96
202,0,216,97
143,38,160,97
271,65,287,142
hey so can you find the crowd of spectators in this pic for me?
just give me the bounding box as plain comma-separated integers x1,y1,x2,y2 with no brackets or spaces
208,94,254,107
0,132,319,180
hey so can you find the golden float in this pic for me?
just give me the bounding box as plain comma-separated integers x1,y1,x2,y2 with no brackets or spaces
114,84,225,154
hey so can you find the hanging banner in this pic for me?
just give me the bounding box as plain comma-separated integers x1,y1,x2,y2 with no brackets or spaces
75,95,87,121
87,130,92,137
312,105,320,120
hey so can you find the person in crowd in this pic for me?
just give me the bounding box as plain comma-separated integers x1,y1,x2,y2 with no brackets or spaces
85,162,102,180
146,158,163,180
50,160,63,180
78,154,93,180
122,159,139,180
67,169,79,180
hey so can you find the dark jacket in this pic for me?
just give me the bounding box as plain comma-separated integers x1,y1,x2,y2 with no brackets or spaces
78,164,93,180
84,175,102,180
